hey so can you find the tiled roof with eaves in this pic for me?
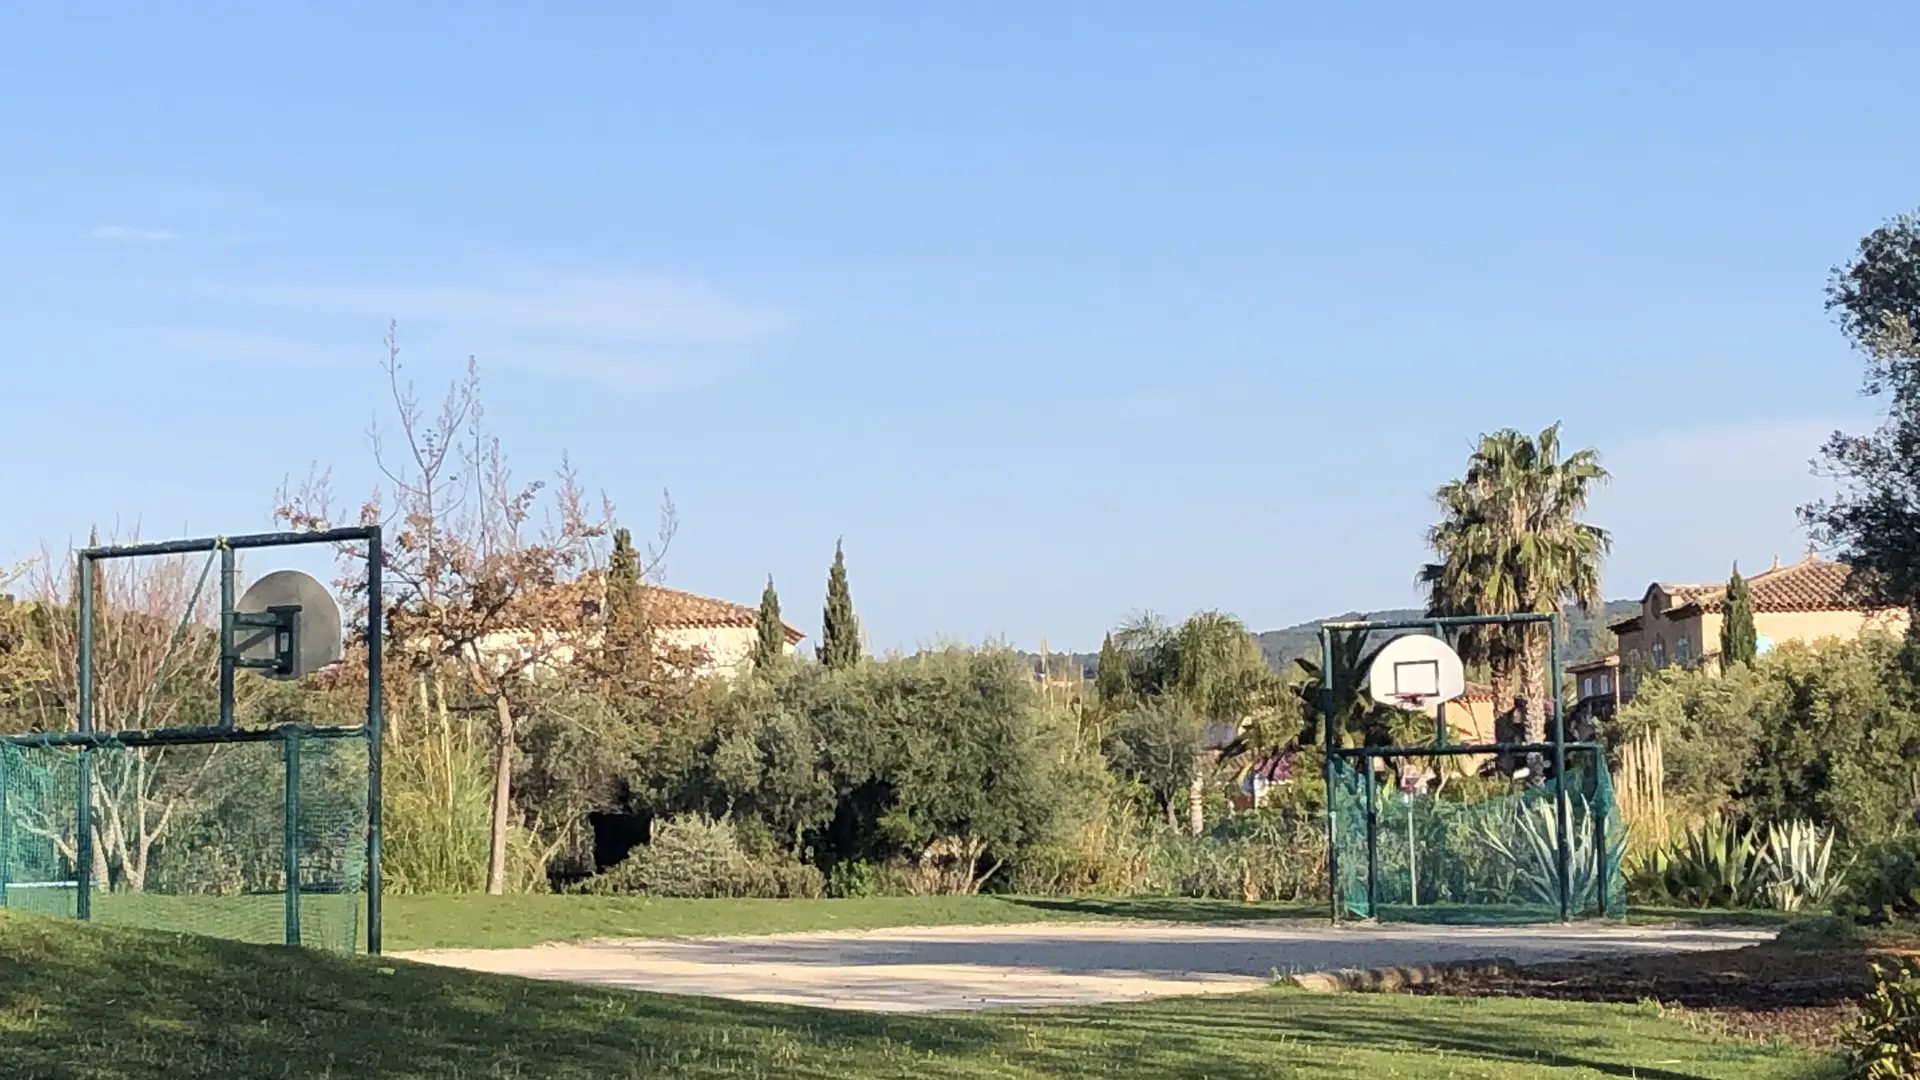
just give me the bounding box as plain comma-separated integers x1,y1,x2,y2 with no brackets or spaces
523,573,805,643
643,584,805,642
1673,557,1873,615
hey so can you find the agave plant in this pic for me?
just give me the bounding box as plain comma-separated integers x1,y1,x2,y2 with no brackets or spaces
1659,815,1763,909
1759,819,1843,912
1474,793,1621,910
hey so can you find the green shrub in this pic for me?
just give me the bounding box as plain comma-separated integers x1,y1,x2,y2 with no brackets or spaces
1774,915,1860,948
1846,960,1920,1079
574,815,824,898
1003,800,1155,897
1840,837,1920,924
1614,636,1920,848
1141,811,1327,902
1005,842,1142,896
825,859,881,898
1002,803,1328,902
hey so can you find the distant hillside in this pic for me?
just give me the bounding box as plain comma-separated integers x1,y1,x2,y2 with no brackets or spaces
1024,600,1639,682
1255,600,1640,673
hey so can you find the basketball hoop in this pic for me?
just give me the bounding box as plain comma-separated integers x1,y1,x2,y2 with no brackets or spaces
1366,635,1466,709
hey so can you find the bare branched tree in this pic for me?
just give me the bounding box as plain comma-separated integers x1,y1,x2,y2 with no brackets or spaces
278,324,674,892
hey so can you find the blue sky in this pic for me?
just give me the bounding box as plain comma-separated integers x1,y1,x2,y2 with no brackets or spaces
3,3,1916,651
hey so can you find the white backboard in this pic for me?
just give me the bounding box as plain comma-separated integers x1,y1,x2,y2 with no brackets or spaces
1366,633,1467,708
235,569,344,680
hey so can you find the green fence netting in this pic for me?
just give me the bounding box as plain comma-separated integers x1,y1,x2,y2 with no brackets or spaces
0,732,368,951
1331,751,1626,921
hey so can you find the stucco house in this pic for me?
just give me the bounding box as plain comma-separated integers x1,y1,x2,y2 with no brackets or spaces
1602,555,1906,705
640,584,806,677
470,577,805,681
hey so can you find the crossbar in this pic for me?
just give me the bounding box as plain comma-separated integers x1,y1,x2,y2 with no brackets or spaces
1320,612,1555,632
1329,741,1599,759
82,527,378,561
1,725,367,750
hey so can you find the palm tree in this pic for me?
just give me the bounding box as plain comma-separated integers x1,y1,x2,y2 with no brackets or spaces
1103,610,1288,833
1418,424,1610,741
1291,628,1388,749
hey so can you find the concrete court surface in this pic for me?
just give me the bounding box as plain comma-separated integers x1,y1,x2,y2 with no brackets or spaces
397,920,1774,1013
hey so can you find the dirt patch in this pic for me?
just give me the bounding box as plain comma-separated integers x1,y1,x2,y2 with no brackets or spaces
398,920,1769,1013
1404,930,1920,1049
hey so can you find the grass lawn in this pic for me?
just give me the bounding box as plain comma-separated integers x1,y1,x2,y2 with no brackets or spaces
0,911,1837,1080
17,888,1795,953
380,894,1327,951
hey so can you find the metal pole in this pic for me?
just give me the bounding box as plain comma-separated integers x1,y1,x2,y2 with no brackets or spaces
219,545,235,729
0,751,11,908
76,553,94,922
1320,627,1339,923
1551,614,1572,922
283,730,302,947
364,529,384,955
1406,796,1418,907
1364,752,1380,918
1593,750,1609,916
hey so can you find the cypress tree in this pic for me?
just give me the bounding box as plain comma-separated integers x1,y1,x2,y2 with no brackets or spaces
1720,562,1757,669
602,526,648,679
752,575,786,669
1094,632,1132,706
606,528,642,623
818,539,861,669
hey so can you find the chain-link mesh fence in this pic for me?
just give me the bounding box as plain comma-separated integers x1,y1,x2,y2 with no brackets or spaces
1331,752,1626,921
0,730,368,951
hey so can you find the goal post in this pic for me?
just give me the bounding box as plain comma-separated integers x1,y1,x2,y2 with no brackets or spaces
0,527,386,954
1317,612,1623,924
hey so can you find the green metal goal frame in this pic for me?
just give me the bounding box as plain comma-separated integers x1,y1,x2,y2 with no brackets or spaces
1319,612,1610,923
0,527,386,953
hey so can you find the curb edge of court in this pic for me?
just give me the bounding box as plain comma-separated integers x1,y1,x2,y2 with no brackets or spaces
1284,956,1518,993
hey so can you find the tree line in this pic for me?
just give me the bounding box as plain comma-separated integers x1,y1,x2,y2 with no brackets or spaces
3,206,1918,903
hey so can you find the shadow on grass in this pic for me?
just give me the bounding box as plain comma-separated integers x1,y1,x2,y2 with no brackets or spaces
999,896,1323,923
1039,994,1839,1080
0,912,1004,1080
0,912,1836,1080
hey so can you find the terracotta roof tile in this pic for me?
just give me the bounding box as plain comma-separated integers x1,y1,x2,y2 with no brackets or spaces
641,584,805,643
1455,682,1494,703
1677,557,1875,615
536,573,805,643
1664,583,1720,607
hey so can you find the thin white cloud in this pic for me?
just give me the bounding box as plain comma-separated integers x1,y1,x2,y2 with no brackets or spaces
1589,418,1850,593
493,348,737,392
190,266,788,343
91,225,180,242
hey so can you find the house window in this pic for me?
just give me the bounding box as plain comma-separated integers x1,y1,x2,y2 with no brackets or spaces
1581,676,1593,698
1677,637,1691,666
1652,638,1666,668
1599,673,1612,695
